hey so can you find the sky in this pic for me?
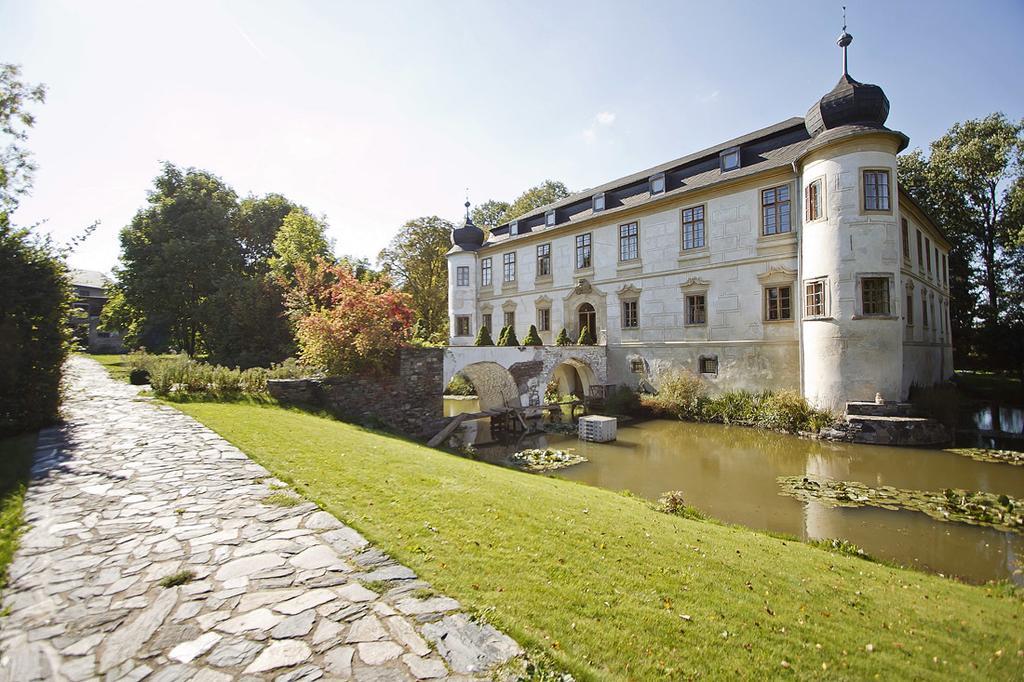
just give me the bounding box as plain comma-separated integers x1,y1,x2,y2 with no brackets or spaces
2,0,1023,275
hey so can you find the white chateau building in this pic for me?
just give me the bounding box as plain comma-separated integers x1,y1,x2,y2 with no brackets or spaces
447,31,953,412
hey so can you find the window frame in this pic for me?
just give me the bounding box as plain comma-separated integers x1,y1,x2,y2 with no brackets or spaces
592,192,605,212
901,218,910,263
618,222,639,262
761,184,792,236
925,237,932,276
803,278,829,320
681,204,706,251
536,243,551,278
720,146,741,172
650,172,666,195
684,293,707,326
456,265,469,287
545,209,556,227
857,274,893,317
482,313,492,332
480,257,492,287
905,292,914,326
621,299,639,329
509,220,518,236
916,229,924,270
537,307,551,332
861,168,892,213
763,285,793,322
503,310,515,330
454,315,471,337
575,233,593,270
502,252,516,283
805,177,824,223
699,355,719,375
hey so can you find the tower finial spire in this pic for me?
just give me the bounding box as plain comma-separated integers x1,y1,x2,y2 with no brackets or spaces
837,6,853,77
464,188,471,222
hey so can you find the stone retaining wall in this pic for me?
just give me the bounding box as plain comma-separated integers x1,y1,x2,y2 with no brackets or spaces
268,348,445,438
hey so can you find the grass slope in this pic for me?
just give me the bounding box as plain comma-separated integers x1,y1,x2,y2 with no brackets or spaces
87,353,133,381
0,433,37,594
176,401,1024,680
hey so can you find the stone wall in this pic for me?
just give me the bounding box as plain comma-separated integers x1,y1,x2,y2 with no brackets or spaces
267,348,445,438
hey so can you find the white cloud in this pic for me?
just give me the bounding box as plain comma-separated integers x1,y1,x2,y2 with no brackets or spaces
582,111,616,144
697,90,720,104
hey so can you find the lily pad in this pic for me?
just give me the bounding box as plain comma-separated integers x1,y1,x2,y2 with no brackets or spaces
511,448,587,472
945,448,1024,466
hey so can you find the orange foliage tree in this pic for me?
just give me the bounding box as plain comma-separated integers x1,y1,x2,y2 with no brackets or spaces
289,258,415,375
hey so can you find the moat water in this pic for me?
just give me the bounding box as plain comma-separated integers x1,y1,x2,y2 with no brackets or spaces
467,418,1024,585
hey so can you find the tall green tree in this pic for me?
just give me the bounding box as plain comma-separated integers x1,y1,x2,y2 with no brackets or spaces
377,216,453,337
898,113,1024,368
506,180,571,221
269,208,333,286
470,199,511,232
236,193,298,273
0,64,46,211
118,163,243,356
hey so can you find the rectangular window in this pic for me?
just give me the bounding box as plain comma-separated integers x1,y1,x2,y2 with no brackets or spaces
762,185,791,235
934,247,939,280
699,356,719,374
537,243,551,277
504,311,515,329
906,294,914,326
509,221,518,236
455,316,471,337
482,313,492,331
630,359,645,374
619,222,639,261
720,146,740,172
805,179,822,222
575,233,592,269
863,170,891,211
925,237,932,275
545,210,556,227
764,286,792,321
901,218,910,262
805,279,827,318
922,293,929,328
537,308,550,332
622,300,638,328
681,205,705,250
685,294,706,325
456,266,469,287
502,252,516,282
942,254,948,286
916,230,924,269
861,277,891,316
650,173,666,194
593,193,605,212
480,258,492,286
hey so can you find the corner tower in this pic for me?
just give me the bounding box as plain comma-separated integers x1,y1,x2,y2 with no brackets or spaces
447,201,484,345
797,23,910,411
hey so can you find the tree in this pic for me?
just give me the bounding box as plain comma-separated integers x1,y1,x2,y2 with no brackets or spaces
898,113,1024,368
292,260,415,375
474,325,494,346
202,274,294,369
471,199,511,232
269,208,333,286
523,324,542,346
499,326,519,347
236,193,298,273
0,64,46,211
378,216,452,337
506,180,571,222
555,328,572,346
577,325,594,345
117,163,243,355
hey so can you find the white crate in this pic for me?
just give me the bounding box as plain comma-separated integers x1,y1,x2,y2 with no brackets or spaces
578,415,617,442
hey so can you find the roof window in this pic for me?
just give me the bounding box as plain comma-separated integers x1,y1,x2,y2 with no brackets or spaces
593,192,606,212
720,146,741,172
650,173,666,194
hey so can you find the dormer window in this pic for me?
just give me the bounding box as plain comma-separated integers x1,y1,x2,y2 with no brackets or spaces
593,192,605,212
509,220,518,236
650,173,666,195
545,210,556,227
720,146,741,172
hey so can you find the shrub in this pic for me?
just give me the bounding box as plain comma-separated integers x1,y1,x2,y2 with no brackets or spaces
474,326,494,346
128,368,150,385
497,325,509,345
657,491,707,520
444,373,476,396
0,222,73,436
577,325,594,345
499,326,519,347
555,328,571,346
604,384,642,416
523,324,543,346
641,369,707,420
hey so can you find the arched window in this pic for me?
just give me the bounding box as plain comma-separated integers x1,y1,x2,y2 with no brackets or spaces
578,303,596,338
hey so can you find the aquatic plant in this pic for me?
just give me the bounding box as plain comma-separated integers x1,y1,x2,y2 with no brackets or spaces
946,448,1024,466
511,448,587,471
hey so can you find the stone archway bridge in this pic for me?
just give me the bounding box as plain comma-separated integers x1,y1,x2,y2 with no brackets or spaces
443,345,608,411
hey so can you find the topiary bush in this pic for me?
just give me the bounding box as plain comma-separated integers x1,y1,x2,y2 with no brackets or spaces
555,328,571,346
523,324,542,346
577,325,594,345
474,325,494,346
499,326,519,347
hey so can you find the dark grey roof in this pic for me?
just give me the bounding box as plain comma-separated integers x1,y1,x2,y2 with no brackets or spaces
485,117,811,245
805,74,890,138
69,269,111,290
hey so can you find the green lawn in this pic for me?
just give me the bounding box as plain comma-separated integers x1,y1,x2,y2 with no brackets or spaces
86,353,134,381
0,433,37,594
175,401,1023,680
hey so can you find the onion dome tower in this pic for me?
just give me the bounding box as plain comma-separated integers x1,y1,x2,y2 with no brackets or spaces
447,199,483,345
797,12,908,411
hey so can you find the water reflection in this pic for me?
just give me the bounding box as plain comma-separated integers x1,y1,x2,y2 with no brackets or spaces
473,420,1024,585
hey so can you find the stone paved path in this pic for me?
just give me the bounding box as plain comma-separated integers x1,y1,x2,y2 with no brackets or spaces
0,357,521,681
